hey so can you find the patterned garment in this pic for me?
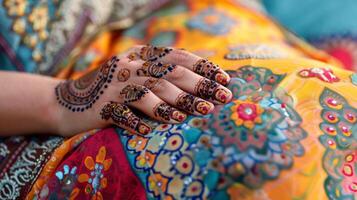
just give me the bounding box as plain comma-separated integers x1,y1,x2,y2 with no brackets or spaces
34,129,146,200
0,0,356,200
0,136,63,199
0,0,169,74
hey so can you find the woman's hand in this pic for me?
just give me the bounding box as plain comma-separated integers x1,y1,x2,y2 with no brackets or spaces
55,45,232,136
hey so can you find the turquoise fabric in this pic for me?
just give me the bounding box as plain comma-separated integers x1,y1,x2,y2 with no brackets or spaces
0,0,59,72
262,0,357,38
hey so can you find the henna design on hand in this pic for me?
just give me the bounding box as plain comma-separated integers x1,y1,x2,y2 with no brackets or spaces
143,78,160,90
175,93,212,115
55,56,119,112
193,59,229,85
137,61,176,78
117,68,130,82
100,102,151,134
153,103,187,122
195,79,230,103
128,45,173,61
120,84,149,104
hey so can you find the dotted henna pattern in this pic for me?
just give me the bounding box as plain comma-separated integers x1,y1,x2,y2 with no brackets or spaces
137,61,176,78
55,56,119,112
128,45,173,62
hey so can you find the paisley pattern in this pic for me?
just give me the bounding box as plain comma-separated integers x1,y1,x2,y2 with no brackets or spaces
318,88,357,200
0,136,63,200
119,66,307,199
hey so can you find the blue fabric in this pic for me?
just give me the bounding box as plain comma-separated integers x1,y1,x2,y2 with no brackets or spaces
0,0,59,72
262,0,357,38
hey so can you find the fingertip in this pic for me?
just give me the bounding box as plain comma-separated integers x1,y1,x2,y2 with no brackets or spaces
196,100,215,115
137,122,152,135
214,87,233,104
171,110,187,123
215,71,231,86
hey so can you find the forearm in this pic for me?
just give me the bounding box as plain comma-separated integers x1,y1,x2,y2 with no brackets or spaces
0,71,61,136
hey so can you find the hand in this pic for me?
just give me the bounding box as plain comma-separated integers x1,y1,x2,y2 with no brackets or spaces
54,45,232,136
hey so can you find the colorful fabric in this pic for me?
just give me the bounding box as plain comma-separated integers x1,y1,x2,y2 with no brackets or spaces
0,0,356,199
32,128,146,200
0,136,63,199
0,0,168,74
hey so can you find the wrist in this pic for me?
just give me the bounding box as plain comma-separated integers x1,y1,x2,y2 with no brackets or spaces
44,79,65,135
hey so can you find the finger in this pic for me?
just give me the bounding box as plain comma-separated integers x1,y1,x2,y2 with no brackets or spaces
125,59,232,104
100,101,152,135
128,45,230,85
161,65,232,104
175,93,215,115
132,77,215,115
119,84,187,123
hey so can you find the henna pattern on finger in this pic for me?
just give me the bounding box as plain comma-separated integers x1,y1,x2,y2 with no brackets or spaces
153,103,187,122
120,84,149,104
175,93,212,115
195,79,230,103
117,68,130,82
101,102,151,134
193,59,229,85
137,61,176,78
143,78,160,90
128,45,173,62
55,56,119,112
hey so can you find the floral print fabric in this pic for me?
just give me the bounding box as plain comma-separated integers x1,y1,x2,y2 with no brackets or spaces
34,128,146,200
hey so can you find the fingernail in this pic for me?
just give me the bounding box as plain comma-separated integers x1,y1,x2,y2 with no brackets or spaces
215,88,232,103
196,101,213,115
171,110,187,122
215,72,229,85
138,123,152,135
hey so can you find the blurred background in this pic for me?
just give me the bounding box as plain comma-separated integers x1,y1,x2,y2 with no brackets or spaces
262,0,357,72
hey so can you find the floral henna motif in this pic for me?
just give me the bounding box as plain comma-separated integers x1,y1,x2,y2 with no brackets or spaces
195,79,230,103
137,61,176,78
117,68,130,82
193,59,229,85
55,56,119,112
153,103,187,122
120,84,149,104
100,102,151,134
143,78,160,90
128,45,173,61
175,93,212,115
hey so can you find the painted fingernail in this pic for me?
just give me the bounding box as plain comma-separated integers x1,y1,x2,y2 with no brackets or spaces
171,110,187,122
138,123,152,135
215,72,229,85
215,88,232,103
196,101,213,115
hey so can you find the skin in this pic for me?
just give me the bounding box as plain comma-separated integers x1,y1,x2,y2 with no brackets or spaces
0,45,233,137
